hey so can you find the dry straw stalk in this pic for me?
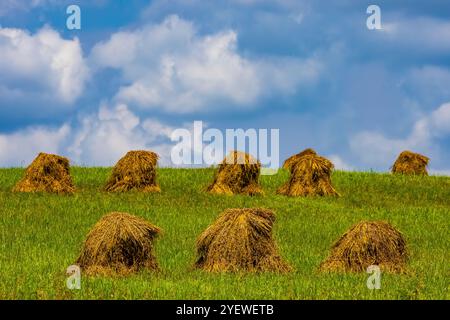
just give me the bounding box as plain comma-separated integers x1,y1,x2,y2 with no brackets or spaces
195,208,292,273
76,212,161,276
13,152,75,194
319,220,408,273
104,150,161,192
206,151,263,195
278,150,338,196
391,150,429,175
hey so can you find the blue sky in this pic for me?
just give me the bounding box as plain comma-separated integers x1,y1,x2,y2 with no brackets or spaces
0,0,449,173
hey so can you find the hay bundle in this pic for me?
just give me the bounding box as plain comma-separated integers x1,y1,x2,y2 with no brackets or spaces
319,221,408,273
76,212,161,276
206,151,263,195
104,150,160,192
195,208,292,273
12,152,75,194
392,150,429,175
282,148,317,169
277,154,338,196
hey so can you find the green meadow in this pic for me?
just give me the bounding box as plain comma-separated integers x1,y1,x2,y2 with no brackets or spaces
0,168,449,299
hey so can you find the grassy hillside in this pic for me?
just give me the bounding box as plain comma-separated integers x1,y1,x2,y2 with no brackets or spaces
0,168,449,299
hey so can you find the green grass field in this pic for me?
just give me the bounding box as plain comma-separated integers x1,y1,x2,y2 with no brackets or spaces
0,168,449,300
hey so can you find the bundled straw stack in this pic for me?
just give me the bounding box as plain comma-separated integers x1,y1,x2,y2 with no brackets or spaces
13,152,75,194
319,221,408,273
277,149,338,196
104,150,161,192
391,151,429,175
282,148,317,170
206,151,263,195
76,212,161,276
195,208,292,273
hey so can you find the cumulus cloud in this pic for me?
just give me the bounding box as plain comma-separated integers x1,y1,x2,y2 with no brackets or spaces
327,154,354,171
90,15,321,113
350,102,450,173
0,125,70,167
68,104,176,166
0,104,177,167
429,169,450,176
0,26,89,113
383,17,450,54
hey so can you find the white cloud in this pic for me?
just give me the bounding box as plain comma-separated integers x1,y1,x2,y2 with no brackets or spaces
429,169,450,176
350,102,450,173
428,102,450,136
0,26,89,109
0,104,177,167
90,15,321,113
67,104,176,166
383,17,450,53
327,154,354,171
0,125,70,167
